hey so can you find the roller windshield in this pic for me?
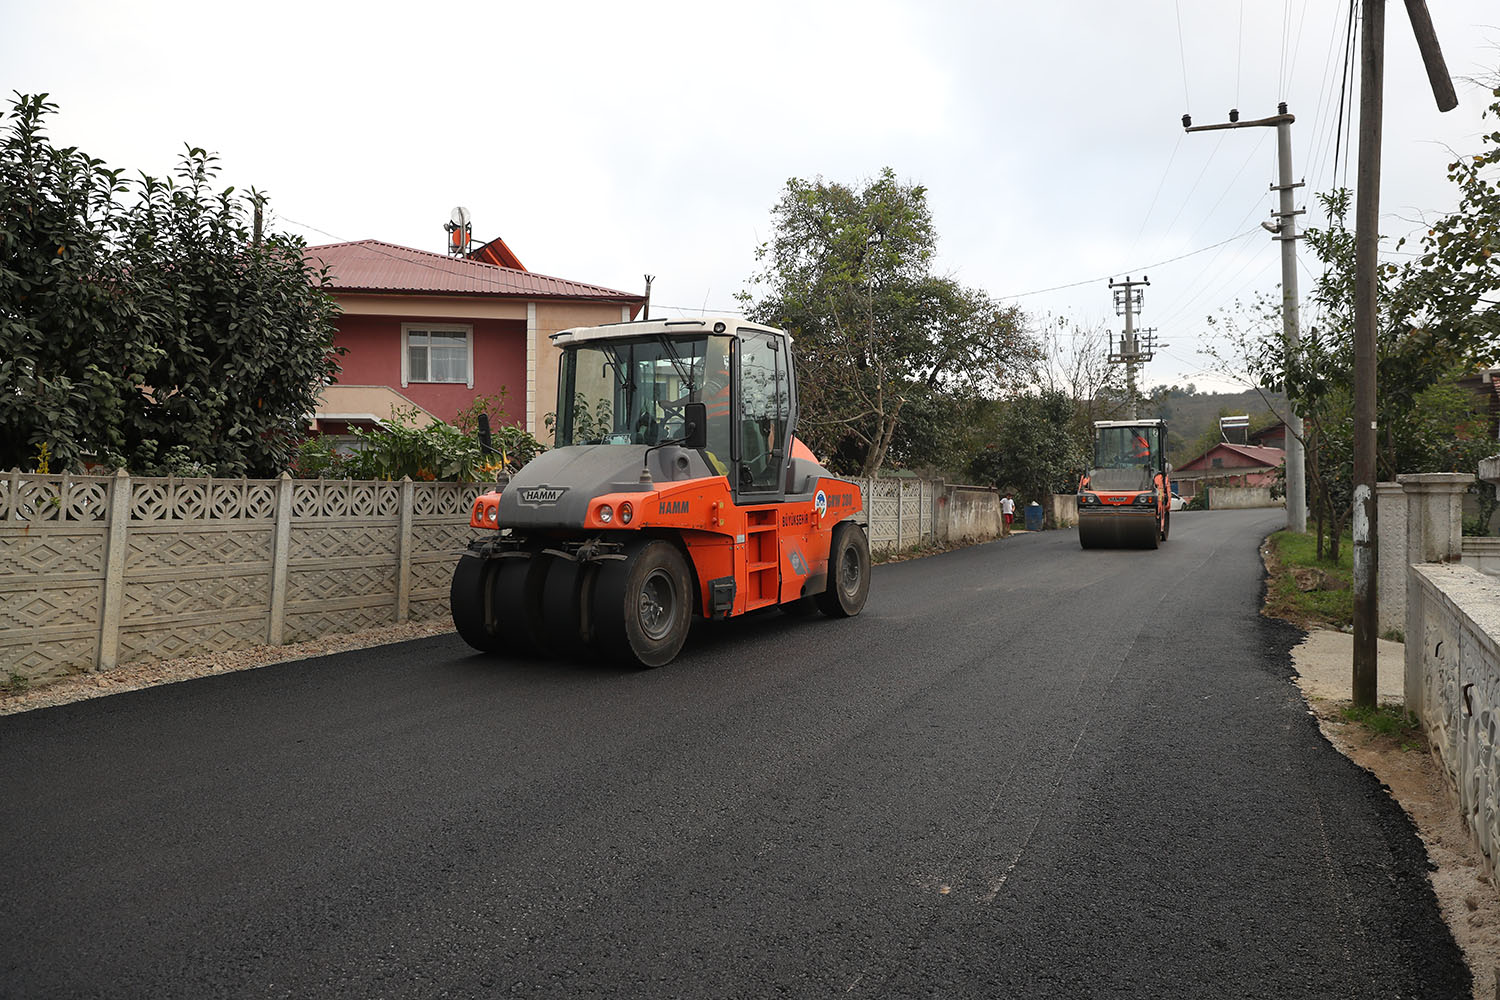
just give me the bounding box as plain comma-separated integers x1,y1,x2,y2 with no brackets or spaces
1094,426,1162,470
556,334,734,457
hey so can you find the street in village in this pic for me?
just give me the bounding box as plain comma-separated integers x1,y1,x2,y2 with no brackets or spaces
0,509,1468,998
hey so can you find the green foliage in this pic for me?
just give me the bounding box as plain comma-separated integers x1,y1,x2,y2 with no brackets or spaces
967,388,1089,504
0,93,341,476
452,391,545,473
741,168,1041,476
1264,529,1354,628
341,408,483,482
1338,703,1419,743
288,435,343,478
290,407,537,483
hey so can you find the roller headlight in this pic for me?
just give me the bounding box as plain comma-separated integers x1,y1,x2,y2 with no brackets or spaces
598,504,614,524
620,502,634,524
487,506,499,522
1136,493,1157,506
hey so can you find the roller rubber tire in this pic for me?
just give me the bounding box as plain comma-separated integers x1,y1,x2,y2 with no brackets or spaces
534,556,595,660
451,556,503,652
592,540,693,668
817,522,870,618
451,555,544,656
1161,509,1171,542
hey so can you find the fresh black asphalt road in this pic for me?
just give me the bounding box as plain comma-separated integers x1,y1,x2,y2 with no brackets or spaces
0,509,1469,999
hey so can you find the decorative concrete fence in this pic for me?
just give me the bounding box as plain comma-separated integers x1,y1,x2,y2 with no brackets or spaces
1389,464,1500,878
1,471,484,683
852,477,940,553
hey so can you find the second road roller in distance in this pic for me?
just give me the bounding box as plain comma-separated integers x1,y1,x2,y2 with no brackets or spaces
1076,418,1173,549
451,316,870,667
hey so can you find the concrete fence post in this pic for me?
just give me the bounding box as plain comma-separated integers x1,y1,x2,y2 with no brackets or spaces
96,467,130,671
896,480,905,550
1376,481,1406,637
1400,472,1472,715
267,471,294,646
396,476,414,623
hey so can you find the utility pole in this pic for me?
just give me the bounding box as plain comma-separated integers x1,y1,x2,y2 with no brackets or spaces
1349,0,1456,708
1183,105,1307,535
1107,275,1150,419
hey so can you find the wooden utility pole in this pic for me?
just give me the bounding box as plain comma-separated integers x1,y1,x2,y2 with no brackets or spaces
1350,0,1457,708
1351,0,1384,708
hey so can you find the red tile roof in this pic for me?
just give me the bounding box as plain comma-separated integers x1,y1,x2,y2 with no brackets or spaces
305,240,642,304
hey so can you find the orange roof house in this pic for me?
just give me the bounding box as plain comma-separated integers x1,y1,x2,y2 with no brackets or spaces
305,239,644,440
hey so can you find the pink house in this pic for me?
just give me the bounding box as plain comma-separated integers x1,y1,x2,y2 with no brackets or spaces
1174,442,1285,498
305,240,644,440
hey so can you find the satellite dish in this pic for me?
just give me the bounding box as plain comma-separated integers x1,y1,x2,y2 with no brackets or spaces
450,206,471,228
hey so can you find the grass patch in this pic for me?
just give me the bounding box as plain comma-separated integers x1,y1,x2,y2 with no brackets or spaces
1263,529,1354,630
0,672,30,696
1339,703,1422,747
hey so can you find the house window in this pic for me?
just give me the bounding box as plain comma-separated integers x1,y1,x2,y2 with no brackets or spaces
1211,457,1223,468
403,325,473,388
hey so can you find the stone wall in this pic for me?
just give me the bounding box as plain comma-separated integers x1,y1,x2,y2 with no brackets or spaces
1397,463,1500,878
1463,538,1500,578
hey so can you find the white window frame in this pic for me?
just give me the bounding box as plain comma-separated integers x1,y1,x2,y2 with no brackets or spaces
401,323,474,388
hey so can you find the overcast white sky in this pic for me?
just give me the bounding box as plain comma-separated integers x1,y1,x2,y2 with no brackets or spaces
5,1,1497,393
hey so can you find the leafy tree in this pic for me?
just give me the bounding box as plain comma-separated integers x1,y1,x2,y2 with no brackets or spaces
0,93,341,475
968,388,1089,511
741,168,1041,476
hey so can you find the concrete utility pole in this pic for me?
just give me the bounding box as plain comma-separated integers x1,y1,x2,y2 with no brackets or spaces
1107,276,1151,419
1348,0,1457,708
1183,105,1307,535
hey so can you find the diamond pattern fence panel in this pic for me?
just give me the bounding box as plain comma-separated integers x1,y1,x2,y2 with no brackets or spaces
0,472,496,684
116,476,278,667
0,472,113,682
410,483,487,623
853,477,938,555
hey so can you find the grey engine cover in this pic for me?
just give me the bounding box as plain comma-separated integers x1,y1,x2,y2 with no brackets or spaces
498,444,720,530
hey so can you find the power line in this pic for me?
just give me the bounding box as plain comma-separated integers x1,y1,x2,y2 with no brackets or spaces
994,227,1263,301
1175,0,1193,112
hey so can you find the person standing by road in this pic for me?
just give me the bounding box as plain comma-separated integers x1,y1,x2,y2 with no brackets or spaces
1001,492,1015,533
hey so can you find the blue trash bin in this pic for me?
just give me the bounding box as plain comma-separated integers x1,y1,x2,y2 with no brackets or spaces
1024,501,1044,531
